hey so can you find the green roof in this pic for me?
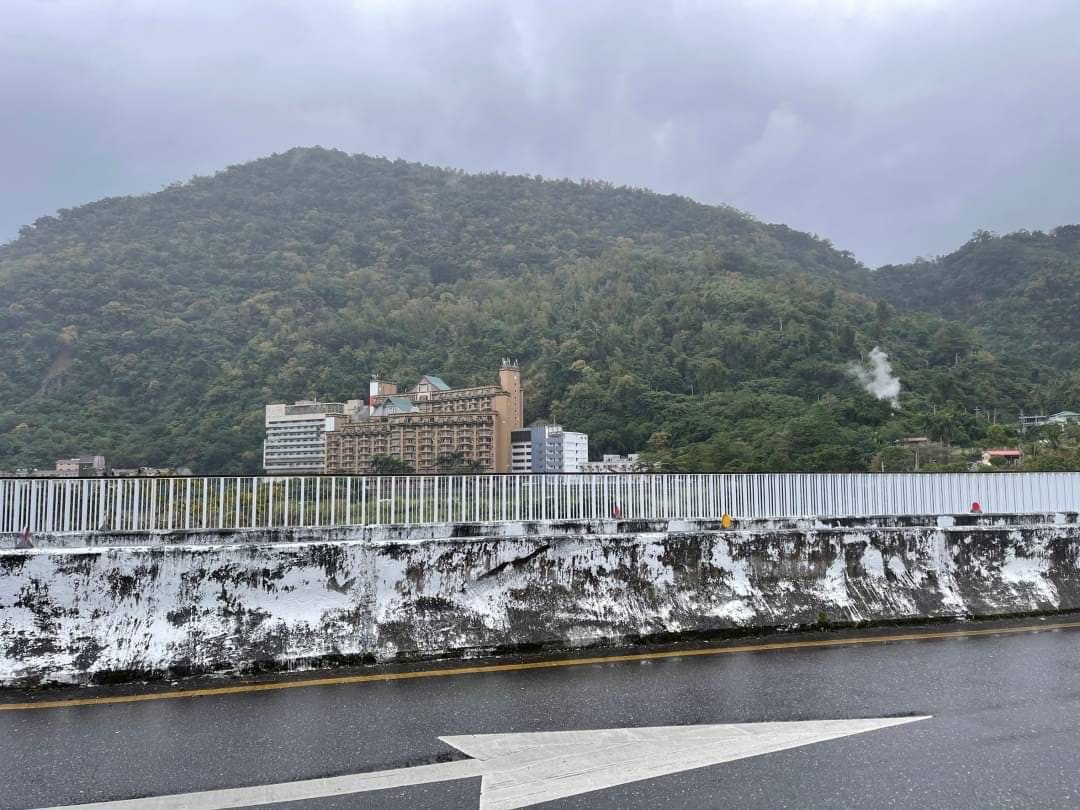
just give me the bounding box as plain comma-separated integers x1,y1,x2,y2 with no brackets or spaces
412,378,447,393
386,396,416,412
421,375,451,391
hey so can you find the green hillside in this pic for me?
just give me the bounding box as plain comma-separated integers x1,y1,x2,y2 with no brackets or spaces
0,147,1064,473
870,228,1080,370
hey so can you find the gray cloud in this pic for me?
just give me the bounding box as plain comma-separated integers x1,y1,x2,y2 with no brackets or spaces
2,0,1079,265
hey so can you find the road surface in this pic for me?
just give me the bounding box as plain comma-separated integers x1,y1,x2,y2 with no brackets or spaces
3,620,1080,808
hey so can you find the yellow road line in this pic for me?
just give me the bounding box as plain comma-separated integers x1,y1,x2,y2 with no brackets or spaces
4,620,1079,713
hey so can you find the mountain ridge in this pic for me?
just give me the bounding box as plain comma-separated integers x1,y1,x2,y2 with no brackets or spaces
0,147,1071,472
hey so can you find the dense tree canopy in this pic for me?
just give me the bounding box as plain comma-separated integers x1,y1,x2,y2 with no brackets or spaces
0,147,1072,473
870,227,1080,369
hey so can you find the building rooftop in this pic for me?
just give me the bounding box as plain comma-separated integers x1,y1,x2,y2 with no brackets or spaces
282,401,346,416
418,375,451,391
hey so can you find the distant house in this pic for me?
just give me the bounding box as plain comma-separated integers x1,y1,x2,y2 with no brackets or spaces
900,436,930,446
111,466,193,477
1019,411,1080,432
55,455,106,477
1049,411,1080,425
981,448,1024,467
581,453,645,473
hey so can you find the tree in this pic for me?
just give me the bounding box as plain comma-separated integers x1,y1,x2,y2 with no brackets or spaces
983,424,1014,448
436,450,484,474
370,455,414,475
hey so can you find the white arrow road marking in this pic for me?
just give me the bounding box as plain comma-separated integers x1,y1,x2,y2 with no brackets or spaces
39,716,929,810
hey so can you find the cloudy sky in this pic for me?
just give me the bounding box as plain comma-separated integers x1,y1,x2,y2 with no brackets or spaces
2,0,1079,266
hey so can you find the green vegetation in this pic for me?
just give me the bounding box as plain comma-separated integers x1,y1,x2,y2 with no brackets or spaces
0,147,1074,473
369,455,415,476
870,227,1080,370
436,451,485,474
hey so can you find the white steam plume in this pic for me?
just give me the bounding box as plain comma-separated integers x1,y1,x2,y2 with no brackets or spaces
848,347,901,408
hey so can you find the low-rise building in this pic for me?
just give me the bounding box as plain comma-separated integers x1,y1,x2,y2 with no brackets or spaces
111,466,193,477
1019,411,1080,432
981,448,1024,467
511,425,589,473
581,453,643,473
55,455,106,477
899,436,930,446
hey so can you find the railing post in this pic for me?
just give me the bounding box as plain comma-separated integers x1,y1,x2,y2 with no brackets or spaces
346,477,352,525
165,479,173,531
13,481,22,534
432,475,438,523
44,479,55,533
418,476,425,524
28,481,39,533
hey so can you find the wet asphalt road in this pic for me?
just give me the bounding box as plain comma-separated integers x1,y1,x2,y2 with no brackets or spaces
3,622,1080,809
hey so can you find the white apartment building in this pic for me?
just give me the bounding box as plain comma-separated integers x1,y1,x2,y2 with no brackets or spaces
557,429,589,472
263,400,365,474
511,425,589,473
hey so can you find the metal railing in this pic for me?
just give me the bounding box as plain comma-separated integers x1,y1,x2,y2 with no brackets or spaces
2,472,1079,535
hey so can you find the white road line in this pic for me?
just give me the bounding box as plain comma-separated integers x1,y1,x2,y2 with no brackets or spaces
36,759,487,810
39,716,930,810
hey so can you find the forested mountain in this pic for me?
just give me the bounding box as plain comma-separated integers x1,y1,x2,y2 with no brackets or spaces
870,227,1080,370
0,147,1071,473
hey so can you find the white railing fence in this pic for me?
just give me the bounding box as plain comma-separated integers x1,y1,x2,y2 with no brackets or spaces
1,472,1078,535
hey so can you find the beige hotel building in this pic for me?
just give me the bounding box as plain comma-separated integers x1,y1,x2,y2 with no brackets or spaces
323,362,524,474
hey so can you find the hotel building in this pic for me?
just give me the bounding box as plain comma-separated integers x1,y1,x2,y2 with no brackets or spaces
324,362,524,474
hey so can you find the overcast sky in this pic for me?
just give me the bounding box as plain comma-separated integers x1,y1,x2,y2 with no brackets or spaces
3,0,1079,266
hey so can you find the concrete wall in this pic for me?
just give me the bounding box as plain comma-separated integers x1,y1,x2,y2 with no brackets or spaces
2,515,1080,686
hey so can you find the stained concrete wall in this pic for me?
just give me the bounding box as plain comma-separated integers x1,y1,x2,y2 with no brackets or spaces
2,515,1079,686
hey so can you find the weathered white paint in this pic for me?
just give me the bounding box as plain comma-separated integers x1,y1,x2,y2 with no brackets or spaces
38,717,929,809
4,518,1080,686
